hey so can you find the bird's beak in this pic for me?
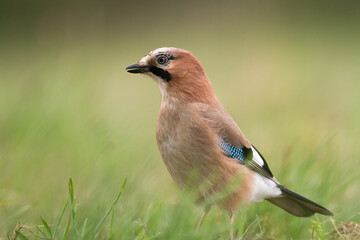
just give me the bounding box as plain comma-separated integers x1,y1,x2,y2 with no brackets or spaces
125,63,151,74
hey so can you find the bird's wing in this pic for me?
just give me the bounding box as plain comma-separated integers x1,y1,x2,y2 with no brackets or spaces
218,138,274,180
202,104,275,181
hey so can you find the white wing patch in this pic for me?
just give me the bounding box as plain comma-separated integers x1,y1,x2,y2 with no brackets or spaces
251,146,265,166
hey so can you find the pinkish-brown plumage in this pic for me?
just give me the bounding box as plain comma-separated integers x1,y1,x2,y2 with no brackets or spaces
156,99,254,212
145,48,254,213
126,47,332,233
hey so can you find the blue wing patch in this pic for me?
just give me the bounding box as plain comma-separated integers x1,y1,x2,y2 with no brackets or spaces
218,138,245,163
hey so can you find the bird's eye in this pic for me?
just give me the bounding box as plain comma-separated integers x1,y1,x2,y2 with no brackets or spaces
157,56,168,65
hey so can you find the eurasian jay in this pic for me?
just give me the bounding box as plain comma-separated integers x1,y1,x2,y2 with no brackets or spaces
126,47,332,237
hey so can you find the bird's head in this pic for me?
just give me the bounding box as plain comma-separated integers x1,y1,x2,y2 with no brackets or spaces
126,47,216,103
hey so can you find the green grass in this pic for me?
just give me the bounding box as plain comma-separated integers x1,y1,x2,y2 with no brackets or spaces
1,2,360,239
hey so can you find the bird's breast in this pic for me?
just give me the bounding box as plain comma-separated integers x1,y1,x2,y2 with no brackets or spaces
156,102,219,187
156,107,195,188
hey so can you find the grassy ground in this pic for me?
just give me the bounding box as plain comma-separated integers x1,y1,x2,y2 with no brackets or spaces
1,2,360,239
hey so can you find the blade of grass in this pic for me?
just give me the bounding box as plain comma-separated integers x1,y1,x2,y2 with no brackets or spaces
53,198,69,239
69,178,79,240
95,177,127,233
36,225,47,238
60,214,72,240
69,178,74,205
110,208,115,237
40,217,52,237
80,218,88,240
16,230,30,240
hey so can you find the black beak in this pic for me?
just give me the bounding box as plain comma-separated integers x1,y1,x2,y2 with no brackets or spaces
125,63,151,73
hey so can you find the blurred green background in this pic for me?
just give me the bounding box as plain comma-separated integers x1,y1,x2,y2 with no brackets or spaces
1,1,360,239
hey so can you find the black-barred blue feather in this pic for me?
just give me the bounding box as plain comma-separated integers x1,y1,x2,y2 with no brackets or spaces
218,138,246,163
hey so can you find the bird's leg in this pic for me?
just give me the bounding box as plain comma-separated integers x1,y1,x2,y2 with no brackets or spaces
229,213,235,240
196,206,210,231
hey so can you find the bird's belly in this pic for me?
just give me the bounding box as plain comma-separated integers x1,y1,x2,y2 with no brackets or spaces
157,134,196,188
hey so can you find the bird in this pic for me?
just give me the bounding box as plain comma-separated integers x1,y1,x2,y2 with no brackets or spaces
126,47,332,238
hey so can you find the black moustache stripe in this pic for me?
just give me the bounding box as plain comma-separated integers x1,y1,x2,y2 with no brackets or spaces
150,66,171,82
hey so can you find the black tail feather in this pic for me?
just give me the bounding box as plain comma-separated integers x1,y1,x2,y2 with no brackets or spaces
266,185,333,217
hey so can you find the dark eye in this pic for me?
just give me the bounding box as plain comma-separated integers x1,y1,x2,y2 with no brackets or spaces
157,56,168,65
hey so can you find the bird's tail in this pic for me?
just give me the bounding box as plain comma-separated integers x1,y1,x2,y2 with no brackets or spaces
266,185,333,217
